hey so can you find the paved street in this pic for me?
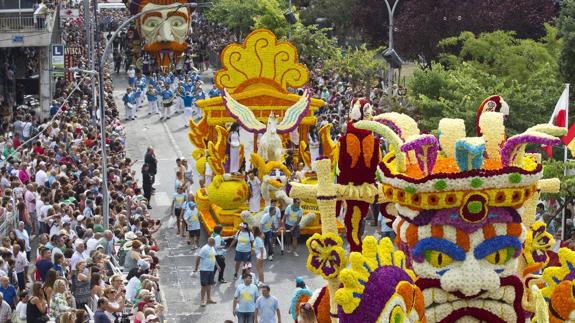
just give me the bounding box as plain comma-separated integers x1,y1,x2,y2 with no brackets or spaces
115,72,337,322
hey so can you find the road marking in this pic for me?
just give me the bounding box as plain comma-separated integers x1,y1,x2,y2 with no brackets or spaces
161,120,183,157
154,191,172,206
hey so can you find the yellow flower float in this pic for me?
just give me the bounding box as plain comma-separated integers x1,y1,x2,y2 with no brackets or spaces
187,29,328,236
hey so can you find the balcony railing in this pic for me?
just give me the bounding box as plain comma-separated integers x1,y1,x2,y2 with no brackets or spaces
0,15,52,31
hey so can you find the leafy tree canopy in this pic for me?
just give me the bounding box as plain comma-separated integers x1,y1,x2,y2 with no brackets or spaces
206,0,292,37
285,24,339,66
322,44,386,87
408,27,563,136
298,0,358,39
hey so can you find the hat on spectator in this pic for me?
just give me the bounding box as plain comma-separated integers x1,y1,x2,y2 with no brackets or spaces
94,224,104,233
125,231,137,240
77,215,85,222
122,240,133,250
137,259,150,271
146,314,158,321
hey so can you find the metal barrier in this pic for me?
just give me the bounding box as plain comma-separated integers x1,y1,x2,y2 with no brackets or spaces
0,15,49,31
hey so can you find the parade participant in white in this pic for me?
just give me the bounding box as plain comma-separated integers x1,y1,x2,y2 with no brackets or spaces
247,171,262,213
228,123,241,173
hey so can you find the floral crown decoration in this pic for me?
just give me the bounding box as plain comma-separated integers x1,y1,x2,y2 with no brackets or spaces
355,110,566,223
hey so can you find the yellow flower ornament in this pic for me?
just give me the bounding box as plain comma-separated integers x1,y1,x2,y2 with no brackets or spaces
306,232,347,280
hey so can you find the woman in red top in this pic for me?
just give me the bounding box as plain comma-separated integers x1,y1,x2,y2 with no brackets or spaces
32,141,44,155
12,135,20,149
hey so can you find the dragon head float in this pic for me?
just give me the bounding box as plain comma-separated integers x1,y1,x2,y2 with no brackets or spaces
350,107,566,322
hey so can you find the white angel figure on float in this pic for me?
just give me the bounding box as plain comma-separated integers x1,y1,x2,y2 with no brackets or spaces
221,88,312,163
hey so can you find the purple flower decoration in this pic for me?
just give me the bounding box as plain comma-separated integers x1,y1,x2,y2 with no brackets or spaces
501,133,561,167
306,233,347,280
338,266,418,323
401,134,439,176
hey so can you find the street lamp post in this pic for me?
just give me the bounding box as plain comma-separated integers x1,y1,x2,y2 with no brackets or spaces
288,0,292,39
97,3,197,229
383,0,399,87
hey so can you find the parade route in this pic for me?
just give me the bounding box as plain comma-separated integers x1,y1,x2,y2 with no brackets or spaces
116,73,343,322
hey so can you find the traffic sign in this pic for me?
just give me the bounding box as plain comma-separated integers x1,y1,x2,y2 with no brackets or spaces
51,44,65,76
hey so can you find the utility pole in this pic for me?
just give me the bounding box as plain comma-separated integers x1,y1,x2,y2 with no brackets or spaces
288,0,292,39
91,0,98,120
383,0,399,87
84,0,91,62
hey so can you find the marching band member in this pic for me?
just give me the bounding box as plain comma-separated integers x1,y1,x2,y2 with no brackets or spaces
146,85,158,115
183,91,194,127
161,83,174,120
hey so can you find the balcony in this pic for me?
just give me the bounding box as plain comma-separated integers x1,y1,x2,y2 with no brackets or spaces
0,15,44,31
0,9,60,48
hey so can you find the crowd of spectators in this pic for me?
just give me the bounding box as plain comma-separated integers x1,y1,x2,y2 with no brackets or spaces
0,3,165,323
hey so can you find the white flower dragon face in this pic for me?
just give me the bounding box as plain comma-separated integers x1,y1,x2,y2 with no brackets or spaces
394,202,526,323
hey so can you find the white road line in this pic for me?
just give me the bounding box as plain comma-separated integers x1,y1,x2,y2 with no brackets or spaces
154,191,172,206
161,120,183,157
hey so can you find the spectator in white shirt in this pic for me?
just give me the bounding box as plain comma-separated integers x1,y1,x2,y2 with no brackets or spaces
48,216,62,238
70,240,87,273
35,163,47,186
13,291,27,323
86,230,101,255
0,293,12,323
21,116,32,141
14,222,31,259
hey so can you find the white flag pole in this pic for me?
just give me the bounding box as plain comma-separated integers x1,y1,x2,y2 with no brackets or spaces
562,83,570,241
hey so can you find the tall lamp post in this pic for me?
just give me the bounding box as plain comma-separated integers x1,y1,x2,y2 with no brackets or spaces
97,2,197,229
284,0,297,39
383,0,399,87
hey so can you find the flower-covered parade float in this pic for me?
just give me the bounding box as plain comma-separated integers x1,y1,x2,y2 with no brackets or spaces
188,29,343,236
124,0,197,70
290,99,574,322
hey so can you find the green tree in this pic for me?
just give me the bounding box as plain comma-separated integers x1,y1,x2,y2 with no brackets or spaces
285,24,339,65
205,0,262,36
542,159,575,227
253,0,292,38
558,0,575,85
408,29,563,136
298,0,358,39
438,30,558,82
322,44,386,87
